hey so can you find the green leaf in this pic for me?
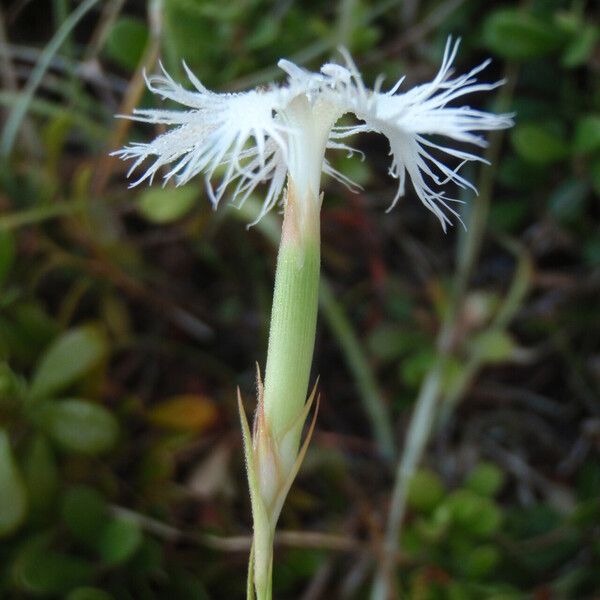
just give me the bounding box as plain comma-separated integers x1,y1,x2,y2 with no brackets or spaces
97,517,143,565
0,362,25,408
470,330,515,364
367,325,424,362
0,229,15,288
445,490,503,537
407,469,446,513
482,10,565,60
62,485,108,548
128,537,164,576
0,429,27,536
30,325,109,400
446,581,471,600
571,498,600,527
332,152,372,187
1,302,60,364
66,588,114,600
400,348,436,388
22,434,58,515
400,523,424,556
40,398,118,455
462,544,501,579
105,17,148,71
137,186,199,224
574,115,600,154
13,534,95,595
562,25,599,68
511,124,569,165
414,514,448,543
466,462,505,497
63,488,142,565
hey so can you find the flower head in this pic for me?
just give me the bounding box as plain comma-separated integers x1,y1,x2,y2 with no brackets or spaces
113,38,513,230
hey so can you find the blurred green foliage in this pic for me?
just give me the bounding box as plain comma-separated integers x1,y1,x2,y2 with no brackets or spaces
0,0,599,598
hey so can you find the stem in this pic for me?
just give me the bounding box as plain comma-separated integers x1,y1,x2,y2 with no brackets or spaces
247,184,321,599
262,186,321,455
253,532,274,600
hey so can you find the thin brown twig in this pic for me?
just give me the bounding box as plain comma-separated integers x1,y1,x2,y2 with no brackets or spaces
83,0,127,63
110,505,361,553
195,530,361,553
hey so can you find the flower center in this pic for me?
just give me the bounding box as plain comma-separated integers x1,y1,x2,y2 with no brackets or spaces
278,94,340,216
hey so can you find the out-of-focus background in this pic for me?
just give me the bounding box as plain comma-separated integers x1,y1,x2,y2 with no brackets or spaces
1,1,599,598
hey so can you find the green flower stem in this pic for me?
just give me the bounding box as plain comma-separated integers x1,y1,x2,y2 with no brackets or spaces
232,198,395,461
262,186,320,469
243,184,321,600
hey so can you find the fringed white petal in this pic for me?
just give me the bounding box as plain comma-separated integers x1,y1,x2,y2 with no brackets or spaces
335,37,514,230
113,38,513,228
112,65,290,217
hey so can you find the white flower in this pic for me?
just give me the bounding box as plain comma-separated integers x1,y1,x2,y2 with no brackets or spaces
113,38,513,230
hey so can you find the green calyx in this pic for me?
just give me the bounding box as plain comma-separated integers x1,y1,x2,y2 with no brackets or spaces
261,187,321,470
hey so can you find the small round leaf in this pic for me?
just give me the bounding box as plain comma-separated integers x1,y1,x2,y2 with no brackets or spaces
97,517,143,565
138,186,198,224
22,434,58,515
30,325,108,400
466,462,505,497
62,485,109,548
42,399,118,455
407,469,445,513
105,17,148,71
483,10,565,60
511,124,569,166
13,535,94,594
66,588,114,600
0,429,27,537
